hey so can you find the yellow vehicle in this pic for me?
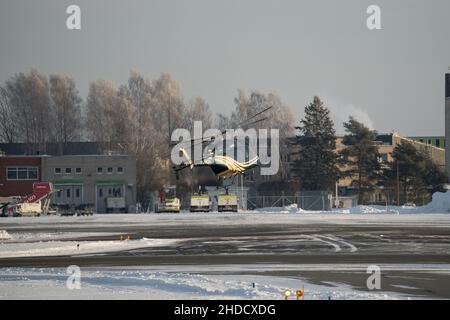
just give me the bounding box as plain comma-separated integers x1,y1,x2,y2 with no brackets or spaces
217,194,238,212
157,197,181,213
156,186,181,213
190,195,211,212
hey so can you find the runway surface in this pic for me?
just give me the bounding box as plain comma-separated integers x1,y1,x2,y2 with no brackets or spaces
1,213,450,298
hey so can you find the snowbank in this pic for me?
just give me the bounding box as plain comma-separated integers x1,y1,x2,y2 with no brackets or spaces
0,267,408,300
253,191,450,215
255,204,304,214
0,230,11,240
0,238,180,258
422,191,450,213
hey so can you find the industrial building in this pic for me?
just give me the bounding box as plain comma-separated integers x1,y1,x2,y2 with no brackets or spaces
0,156,41,197
409,136,445,149
41,155,136,213
0,143,136,213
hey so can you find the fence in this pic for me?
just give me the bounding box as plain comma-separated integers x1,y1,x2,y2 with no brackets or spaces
247,194,359,211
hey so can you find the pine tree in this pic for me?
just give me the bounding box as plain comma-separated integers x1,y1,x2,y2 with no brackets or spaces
340,117,381,203
383,140,448,204
291,96,339,191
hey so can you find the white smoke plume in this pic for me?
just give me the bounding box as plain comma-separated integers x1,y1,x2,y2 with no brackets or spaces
321,96,375,135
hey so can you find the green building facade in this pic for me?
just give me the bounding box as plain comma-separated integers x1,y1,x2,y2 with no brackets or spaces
408,136,446,149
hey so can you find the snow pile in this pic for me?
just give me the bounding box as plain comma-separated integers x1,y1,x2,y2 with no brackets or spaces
0,268,408,300
342,206,396,215
423,191,450,213
255,204,304,214
0,238,180,258
8,231,121,242
0,230,12,240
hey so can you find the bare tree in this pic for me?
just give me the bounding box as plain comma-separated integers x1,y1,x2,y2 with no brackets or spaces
151,73,186,144
185,96,212,132
0,86,17,143
4,69,52,151
49,74,82,153
232,89,294,137
230,90,295,184
85,79,119,149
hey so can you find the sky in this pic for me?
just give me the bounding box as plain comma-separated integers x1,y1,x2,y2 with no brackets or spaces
0,0,449,136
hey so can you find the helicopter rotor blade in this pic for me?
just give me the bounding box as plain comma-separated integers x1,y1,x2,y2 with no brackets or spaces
169,106,272,147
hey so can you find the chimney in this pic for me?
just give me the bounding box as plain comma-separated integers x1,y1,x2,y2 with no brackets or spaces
446,74,450,180
446,73,450,98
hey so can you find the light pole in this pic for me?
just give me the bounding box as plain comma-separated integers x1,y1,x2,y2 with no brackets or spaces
396,160,400,206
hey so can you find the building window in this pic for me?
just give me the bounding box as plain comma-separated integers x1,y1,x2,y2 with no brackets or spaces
378,153,388,163
114,187,122,197
6,167,39,181
66,189,71,198
97,167,103,174
28,168,38,180
75,188,80,198
55,167,62,174
18,168,28,179
65,167,72,174
117,167,123,174
107,167,113,174
98,188,103,197
75,167,82,174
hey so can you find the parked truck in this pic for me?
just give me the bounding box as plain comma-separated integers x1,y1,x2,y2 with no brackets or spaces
190,195,211,212
156,186,181,213
217,194,238,212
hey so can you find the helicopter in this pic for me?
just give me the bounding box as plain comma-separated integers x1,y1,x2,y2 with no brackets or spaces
171,106,273,181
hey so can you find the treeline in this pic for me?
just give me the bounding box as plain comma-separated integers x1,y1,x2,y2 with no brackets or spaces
1,69,446,205
291,97,448,205
0,69,295,201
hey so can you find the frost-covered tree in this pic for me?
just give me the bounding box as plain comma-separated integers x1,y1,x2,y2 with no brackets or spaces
185,96,212,132
0,86,17,143
4,69,52,150
49,74,82,152
231,90,294,137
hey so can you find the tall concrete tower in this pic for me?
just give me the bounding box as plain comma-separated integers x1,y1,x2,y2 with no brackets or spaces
446,74,450,178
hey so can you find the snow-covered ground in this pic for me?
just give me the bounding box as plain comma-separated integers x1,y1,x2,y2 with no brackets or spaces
0,238,180,258
0,267,410,300
2,212,450,230
1,193,450,300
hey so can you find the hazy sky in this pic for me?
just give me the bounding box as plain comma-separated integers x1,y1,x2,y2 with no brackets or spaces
1,0,449,135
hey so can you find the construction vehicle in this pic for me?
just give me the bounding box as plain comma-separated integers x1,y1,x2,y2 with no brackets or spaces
217,193,238,212
156,186,181,213
1,182,56,217
190,194,211,212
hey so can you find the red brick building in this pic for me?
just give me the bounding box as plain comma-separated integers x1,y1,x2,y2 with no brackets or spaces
0,156,42,197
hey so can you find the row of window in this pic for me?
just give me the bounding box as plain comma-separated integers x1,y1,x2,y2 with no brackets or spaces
5,166,125,181
417,138,443,148
56,188,81,199
55,167,82,174
7,167,38,180
97,167,123,174
54,167,124,175
55,186,122,199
